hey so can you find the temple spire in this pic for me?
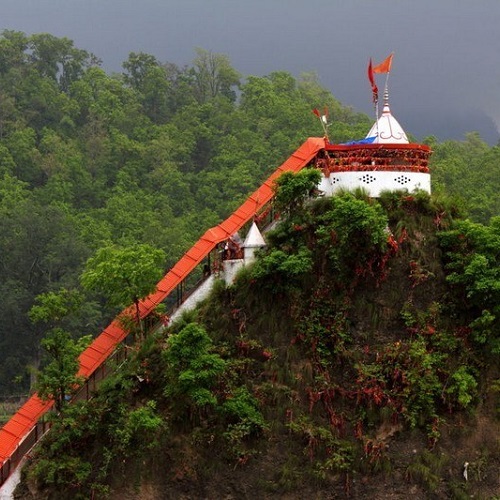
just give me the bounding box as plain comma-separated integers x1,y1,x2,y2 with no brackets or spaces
382,85,390,111
365,81,408,144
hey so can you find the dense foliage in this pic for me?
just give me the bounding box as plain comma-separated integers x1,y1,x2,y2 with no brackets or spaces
425,132,500,223
0,29,499,411
20,189,500,499
0,32,370,396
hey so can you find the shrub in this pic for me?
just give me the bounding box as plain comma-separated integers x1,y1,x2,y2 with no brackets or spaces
163,323,227,412
250,246,313,293
114,400,164,454
445,366,477,408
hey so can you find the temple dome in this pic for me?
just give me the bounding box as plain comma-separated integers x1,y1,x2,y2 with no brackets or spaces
366,88,409,144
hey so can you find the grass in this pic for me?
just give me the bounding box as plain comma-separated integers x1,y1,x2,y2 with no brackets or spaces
406,449,448,492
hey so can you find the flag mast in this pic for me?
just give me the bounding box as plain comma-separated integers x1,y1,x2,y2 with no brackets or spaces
312,107,330,142
381,53,393,103
369,52,394,140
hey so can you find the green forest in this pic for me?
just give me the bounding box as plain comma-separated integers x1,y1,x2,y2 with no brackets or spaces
0,31,361,396
0,30,498,400
1,30,500,499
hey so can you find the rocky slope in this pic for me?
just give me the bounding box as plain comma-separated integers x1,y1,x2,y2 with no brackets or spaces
17,190,500,499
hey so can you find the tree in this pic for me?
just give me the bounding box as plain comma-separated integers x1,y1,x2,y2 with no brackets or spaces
122,52,171,123
0,30,29,74
315,194,389,278
28,33,95,91
29,288,85,326
36,328,90,412
274,168,322,216
192,48,240,103
29,288,92,412
80,244,166,335
163,322,226,414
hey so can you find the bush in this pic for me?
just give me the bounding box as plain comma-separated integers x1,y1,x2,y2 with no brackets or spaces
446,366,477,408
163,323,227,412
250,246,313,292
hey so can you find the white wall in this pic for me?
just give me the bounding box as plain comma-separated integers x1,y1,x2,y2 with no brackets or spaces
169,274,217,323
318,171,431,197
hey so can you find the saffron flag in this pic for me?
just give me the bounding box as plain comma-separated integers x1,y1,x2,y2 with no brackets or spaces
312,108,321,118
367,58,378,103
373,53,394,74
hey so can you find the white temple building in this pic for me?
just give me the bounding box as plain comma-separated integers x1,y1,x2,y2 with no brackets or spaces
317,87,431,198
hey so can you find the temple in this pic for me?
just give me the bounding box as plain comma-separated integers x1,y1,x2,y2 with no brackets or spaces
316,87,431,197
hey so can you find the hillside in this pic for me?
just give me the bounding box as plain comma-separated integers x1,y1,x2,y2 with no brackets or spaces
16,189,500,499
0,31,499,405
0,32,373,397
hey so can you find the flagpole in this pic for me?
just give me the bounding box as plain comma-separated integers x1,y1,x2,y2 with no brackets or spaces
381,52,394,103
384,71,391,95
312,108,330,142
321,115,330,143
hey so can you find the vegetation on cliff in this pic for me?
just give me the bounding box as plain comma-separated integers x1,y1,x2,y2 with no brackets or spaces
0,30,499,401
0,28,499,499
18,187,500,499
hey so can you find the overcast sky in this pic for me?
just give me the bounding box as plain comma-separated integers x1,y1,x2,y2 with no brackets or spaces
3,0,500,144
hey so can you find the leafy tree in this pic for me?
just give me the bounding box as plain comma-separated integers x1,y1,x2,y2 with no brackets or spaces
36,328,91,412
163,322,226,414
315,194,388,278
81,243,166,334
29,288,84,325
28,287,101,338
122,52,160,91
122,52,171,123
28,33,96,91
0,30,29,74
192,48,240,103
274,167,322,216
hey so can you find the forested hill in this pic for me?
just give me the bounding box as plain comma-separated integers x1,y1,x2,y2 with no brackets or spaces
18,187,500,499
0,32,369,396
0,29,499,403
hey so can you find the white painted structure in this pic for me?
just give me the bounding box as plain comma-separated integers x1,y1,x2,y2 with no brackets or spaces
366,88,409,145
222,259,245,286
242,222,266,263
169,274,217,323
221,222,267,286
319,169,431,198
318,87,431,198
169,223,267,322
0,458,24,500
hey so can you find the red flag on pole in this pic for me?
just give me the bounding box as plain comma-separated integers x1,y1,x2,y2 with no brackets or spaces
312,107,329,139
373,53,394,74
367,58,378,104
